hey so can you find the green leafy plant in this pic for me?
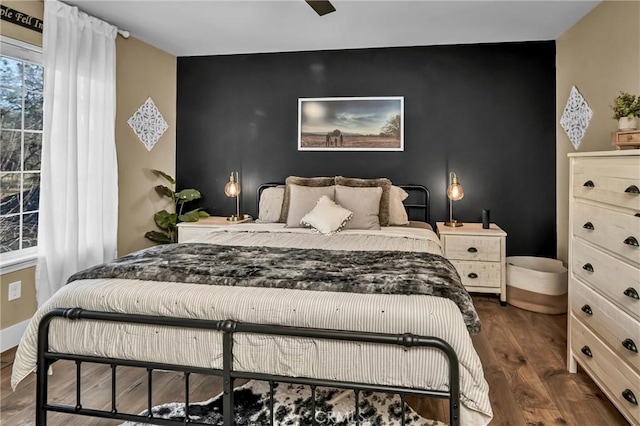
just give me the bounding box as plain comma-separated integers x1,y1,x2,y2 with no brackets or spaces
611,92,640,120
144,170,209,244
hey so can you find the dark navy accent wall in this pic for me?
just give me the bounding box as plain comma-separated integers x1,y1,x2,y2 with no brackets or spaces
176,41,556,257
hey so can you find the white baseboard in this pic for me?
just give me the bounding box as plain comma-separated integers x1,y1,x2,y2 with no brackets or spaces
1,319,30,352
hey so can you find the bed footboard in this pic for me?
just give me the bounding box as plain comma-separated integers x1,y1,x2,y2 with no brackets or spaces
36,307,460,425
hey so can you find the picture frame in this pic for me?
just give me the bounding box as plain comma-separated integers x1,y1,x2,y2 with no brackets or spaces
298,96,404,151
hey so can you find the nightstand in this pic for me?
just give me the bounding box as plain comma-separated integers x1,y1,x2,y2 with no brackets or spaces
177,216,251,242
436,222,507,305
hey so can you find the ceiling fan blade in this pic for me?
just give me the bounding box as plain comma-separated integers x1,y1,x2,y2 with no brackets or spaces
305,0,336,16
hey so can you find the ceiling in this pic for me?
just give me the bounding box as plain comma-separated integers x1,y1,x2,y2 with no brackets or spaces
63,0,600,57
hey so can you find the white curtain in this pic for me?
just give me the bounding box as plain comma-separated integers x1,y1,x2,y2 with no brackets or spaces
37,0,118,305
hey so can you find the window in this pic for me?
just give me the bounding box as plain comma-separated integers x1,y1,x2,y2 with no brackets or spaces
0,38,43,259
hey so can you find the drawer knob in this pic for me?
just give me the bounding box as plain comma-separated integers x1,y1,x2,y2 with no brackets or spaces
582,222,594,231
625,185,640,194
622,338,638,353
581,304,592,316
628,135,634,141
622,389,638,406
583,180,595,187
467,272,478,279
467,247,478,253
582,263,594,273
581,346,593,358
623,236,639,247
624,287,639,300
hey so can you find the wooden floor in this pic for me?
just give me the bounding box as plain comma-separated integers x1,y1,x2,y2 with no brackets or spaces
0,296,629,425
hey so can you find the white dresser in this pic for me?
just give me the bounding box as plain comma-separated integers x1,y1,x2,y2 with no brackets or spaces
567,149,640,425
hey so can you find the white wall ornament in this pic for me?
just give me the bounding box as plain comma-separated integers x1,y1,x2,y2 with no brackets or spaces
127,97,168,151
560,86,593,150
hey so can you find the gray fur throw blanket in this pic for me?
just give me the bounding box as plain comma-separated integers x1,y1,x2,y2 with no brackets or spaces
69,243,480,334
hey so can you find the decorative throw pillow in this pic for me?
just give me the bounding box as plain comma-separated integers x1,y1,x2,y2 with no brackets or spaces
334,185,383,230
285,184,336,228
256,186,285,223
301,195,353,235
388,185,410,226
334,176,392,226
279,176,336,223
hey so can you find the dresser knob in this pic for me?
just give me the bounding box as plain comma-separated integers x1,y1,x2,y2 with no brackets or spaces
582,222,594,231
581,346,593,358
467,247,478,253
624,287,639,300
625,185,640,194
622,338,638,353
583,180,595,187
622,389,638,406
623,236,639,247
582,263,594,273
581,304,592,316
467,273,478,279
628,135,634,141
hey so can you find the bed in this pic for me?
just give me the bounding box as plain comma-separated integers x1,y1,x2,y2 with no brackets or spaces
11,177,493,425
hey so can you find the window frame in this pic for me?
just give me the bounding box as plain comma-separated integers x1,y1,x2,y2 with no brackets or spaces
1,36,43,271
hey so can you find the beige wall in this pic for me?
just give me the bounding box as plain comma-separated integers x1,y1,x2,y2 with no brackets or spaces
556,0,640,264
0,267,37,328
1,0,42,333
115,36,176,256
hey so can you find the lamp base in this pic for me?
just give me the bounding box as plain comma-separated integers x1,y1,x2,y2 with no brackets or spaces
443,220,464,227
227,214,251,223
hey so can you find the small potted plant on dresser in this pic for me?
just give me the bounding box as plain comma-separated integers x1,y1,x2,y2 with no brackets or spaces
611,91,640,131
611,92,640,149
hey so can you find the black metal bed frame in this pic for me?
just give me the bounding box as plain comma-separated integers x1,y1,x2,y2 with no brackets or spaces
257,183,431,224
37,307,460,425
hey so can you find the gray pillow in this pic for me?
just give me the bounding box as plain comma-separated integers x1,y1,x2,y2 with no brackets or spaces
334,185,383,230
279,176,336,223
286,184,336,228
335,176,392,226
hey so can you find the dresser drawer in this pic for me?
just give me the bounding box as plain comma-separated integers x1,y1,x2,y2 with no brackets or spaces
571,317,640,425
571,278,640,373
573,202,640,266
572,239,640,320
442,235,501,262
573,157,640,210
450,260,501,289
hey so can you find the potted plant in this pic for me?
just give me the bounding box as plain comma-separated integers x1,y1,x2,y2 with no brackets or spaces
145,169,209,244
611,91,640,131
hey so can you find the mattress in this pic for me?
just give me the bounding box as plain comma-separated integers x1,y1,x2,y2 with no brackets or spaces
12,224,493,425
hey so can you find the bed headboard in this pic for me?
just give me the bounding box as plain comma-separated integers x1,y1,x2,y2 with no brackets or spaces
256,183,430,224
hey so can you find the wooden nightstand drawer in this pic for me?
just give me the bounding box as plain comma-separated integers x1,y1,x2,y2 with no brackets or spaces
436,222,507,303
442,235,501,262
450,260,501,289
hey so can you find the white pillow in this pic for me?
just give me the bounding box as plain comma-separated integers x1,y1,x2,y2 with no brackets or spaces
286,184,336,228
388,185,410,226
334,185,383,230
301,195,353,235
257,186,285,223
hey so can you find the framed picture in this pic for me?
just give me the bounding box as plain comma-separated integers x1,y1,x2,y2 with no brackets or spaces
298,96,404,151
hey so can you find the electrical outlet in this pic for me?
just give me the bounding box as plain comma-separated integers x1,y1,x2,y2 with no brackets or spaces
8,281,21,301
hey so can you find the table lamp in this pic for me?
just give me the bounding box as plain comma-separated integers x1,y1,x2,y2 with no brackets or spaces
224,171,242,221
444,172,464,227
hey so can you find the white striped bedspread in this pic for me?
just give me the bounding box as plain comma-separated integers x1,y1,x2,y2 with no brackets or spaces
12,224,493,425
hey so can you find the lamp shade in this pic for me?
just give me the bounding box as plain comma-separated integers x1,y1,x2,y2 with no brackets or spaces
446,173,464,201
